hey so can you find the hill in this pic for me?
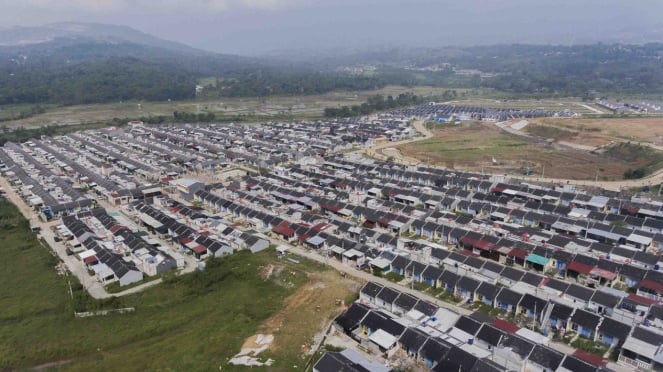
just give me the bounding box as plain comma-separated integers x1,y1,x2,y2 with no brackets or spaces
0,22,202,53
0,22,387,106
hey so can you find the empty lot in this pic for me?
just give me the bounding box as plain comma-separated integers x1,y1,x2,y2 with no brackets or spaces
399,121,655,180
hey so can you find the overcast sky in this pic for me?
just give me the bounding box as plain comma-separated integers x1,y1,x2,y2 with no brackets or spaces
1,0,662,55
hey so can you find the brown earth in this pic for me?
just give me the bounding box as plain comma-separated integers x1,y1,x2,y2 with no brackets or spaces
238,269,361,364
399,121,643,180
527,117,663,147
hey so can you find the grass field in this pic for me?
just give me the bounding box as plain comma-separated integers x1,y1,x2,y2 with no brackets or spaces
0,199,355,371
399,121,647,180
0,85,458,129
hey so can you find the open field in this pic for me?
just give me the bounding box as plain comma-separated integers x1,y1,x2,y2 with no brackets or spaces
446,98,606,115
525,117,663,147
0,199,355,371
0,85,457,129
399,121,658,180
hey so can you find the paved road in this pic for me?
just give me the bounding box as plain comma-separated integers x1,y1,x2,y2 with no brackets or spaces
0,175,195,299
280,242,629,371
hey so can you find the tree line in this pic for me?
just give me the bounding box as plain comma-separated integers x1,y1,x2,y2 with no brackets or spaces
323,93,425,118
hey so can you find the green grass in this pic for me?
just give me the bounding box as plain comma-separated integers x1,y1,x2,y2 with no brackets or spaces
0,200,317,371
411,131,528,160
525,125,575,140
384,272,404,283
571,337,610,356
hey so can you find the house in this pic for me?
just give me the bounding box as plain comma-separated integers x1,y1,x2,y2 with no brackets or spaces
243,234,270,253
563,284,595,308
170,178,205,201
475,282,500,307
475,324,506,351
359,282,384,304
638,278,663,302
418,337,452,369
453,315,482,337
313,349,389,372
545,302,574,333
518,293,547,319
422,265,443,287
559,354,603,372
596,317,631,347
569,309,602,340
496,287,522,313
435,346,478,372
618,326,663,371
492,333,535,371
334,302,370,336
588,290,621,316
398,328,429,357
390,255,411,276
455,276,481,303
438,270,460,293
526,344,565,372
359,310,404,337
375,287,400,312
392,292,418,315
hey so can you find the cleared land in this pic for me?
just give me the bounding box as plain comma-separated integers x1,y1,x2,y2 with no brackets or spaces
526,117,663,147
0,85,457,129
0,200,357,371
399,121,660,180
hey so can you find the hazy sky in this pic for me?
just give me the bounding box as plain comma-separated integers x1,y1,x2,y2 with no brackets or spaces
1,0,662,54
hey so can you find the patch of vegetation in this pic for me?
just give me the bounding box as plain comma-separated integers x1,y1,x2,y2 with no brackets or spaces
525,125,575,140
384,272,404,283
323,93,424,118
0,200,318,370
571,337,610,356
0,104,47,122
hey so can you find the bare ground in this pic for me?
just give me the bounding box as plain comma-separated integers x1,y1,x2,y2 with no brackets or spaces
399,121,648,180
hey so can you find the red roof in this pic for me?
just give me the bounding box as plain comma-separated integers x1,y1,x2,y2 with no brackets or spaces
312,223,328,231
272,221,295,236
491,186,505,193
459,250,479,257
191,245,207,254
492,318,520,333
179,237,194,245
566,261,594,275
640,279,663,294
573,349,607,366
320,203,342,213
627,293,660,306
473,240,496,251
83,256,98,264
110,225,125,233
459,236,477,246
589,267,617,281
508,248,529,260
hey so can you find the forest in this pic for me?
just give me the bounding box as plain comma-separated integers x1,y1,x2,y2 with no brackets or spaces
1,41,662,106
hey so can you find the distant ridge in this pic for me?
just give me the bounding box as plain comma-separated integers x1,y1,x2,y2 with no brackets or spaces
0,22,207,54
